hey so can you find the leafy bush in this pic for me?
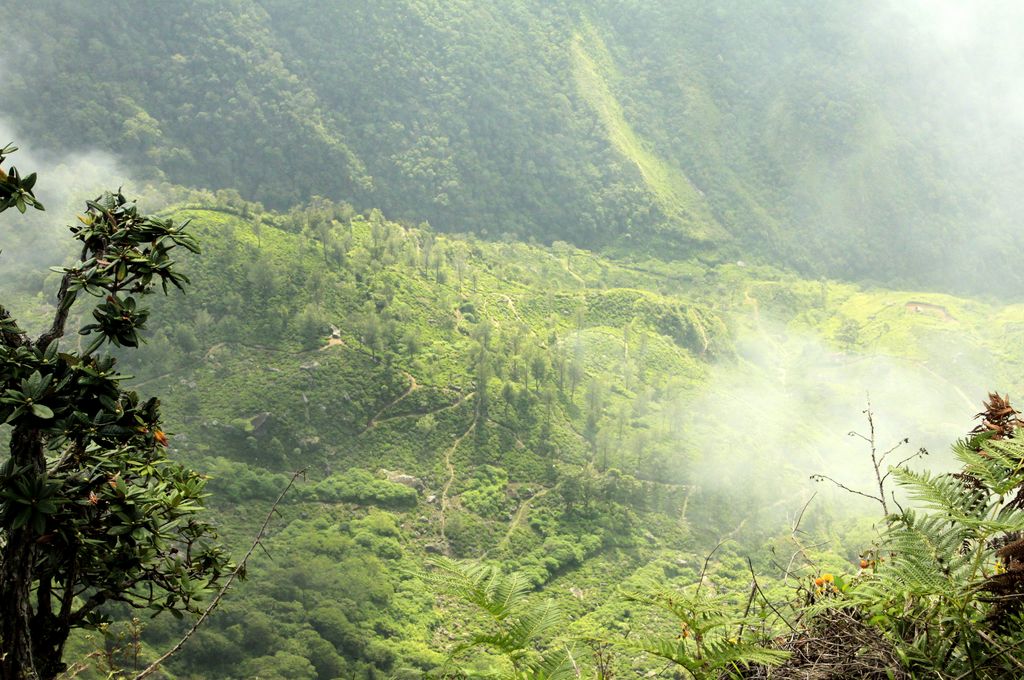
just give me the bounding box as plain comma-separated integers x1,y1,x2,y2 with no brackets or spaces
314,469,418,508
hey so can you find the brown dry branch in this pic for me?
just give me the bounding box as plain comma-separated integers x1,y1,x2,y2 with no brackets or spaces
811,399,924,521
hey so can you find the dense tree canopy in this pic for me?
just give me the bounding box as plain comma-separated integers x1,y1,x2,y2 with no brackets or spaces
5,1,1024,294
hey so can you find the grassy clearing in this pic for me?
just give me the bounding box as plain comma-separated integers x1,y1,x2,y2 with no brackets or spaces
570,23,726,242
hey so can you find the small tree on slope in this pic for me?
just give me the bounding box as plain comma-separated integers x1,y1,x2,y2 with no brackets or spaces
0,145,230,679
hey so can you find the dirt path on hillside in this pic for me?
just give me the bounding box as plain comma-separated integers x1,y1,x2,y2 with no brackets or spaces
547,252,586,288
361,390,475,434
131,371,180,391
498,486,553,551
502,294,528,328
439,417,477,550
320,337,346,350
359,372,418,434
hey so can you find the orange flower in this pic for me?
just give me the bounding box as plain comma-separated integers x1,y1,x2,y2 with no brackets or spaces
860,559,870,569
814,577,824,587
153,429,169,447
88,491,99,505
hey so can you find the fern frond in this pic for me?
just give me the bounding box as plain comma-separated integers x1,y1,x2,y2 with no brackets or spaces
626,636,700,673
881,511,972,590
627,635,789,675
468,599,564,656
702,638,790,669
621,582,735,636
425,557,531,621
503,599,564,650
962,436,1024,496
514,647,577,680
889,467,985,522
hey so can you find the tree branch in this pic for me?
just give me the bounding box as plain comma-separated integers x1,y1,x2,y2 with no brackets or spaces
132,468,305,680
36,271,76,349
809,474,883,505
747,559,797,634
695,542,723,598
881,447,928,485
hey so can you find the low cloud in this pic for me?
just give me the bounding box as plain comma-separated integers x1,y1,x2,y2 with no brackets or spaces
682,316,985,536
0,117,137,331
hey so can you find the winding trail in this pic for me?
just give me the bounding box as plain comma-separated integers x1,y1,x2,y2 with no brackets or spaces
498,486,553,551
359,372,418,434
502,294,528,328
439,416,477,549
547,252,586,288
361,390,475,434
131,371,180,391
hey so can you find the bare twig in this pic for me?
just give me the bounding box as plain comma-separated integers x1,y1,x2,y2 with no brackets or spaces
737,558,758,638
809,474,883,506
877,438,909,469
132,468,306,680
781,493,823,585
816,400,916,519
890,491,906,516
791,492,816,535
695,542,723,597
781,540,830,586
973,630,1024,675
881,447,928,485
863,400,890,516
748,562,797,634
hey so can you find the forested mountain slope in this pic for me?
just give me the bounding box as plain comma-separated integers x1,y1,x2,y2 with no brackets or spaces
6,1,1024,293
6,2,1024,675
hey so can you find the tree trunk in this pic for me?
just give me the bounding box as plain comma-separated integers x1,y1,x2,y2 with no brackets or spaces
0,426,44,679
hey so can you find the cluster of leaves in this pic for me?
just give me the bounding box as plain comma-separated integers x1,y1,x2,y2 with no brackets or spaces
620,581,789,679
0,150,229,679
0,143,44,214
427,556,790,680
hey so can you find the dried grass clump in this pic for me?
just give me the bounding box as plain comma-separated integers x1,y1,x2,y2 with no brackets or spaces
740,609,905,680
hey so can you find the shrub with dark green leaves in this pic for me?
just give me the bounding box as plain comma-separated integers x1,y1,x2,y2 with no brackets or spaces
0,148,230,680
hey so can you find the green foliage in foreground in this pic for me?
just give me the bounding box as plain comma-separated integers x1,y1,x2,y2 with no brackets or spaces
834,431,1024,678
0,160,229,679
424,558,576,679
619,583,789,678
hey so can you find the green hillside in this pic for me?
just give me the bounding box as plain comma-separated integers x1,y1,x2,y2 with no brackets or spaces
8,194,1013,678
5,2,1024,676
6,1,1024,293
570,22,724,243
